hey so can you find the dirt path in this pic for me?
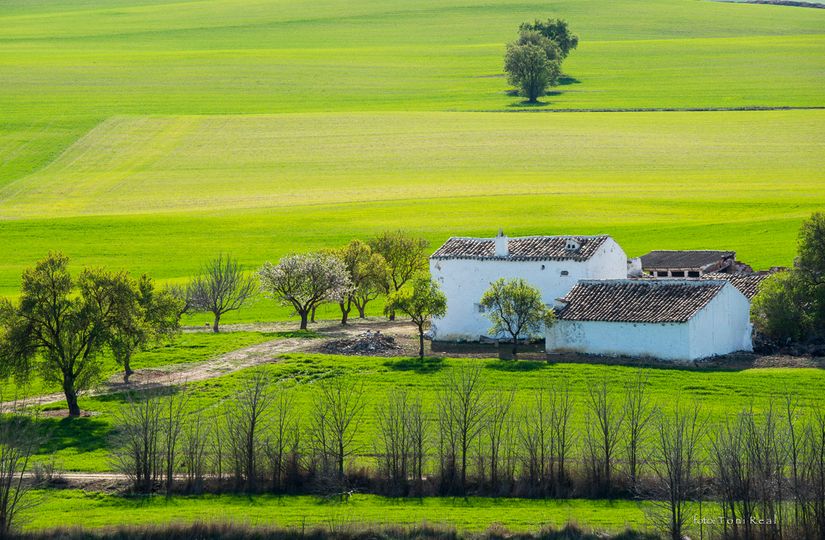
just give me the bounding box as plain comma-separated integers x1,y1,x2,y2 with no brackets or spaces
2,318,416,411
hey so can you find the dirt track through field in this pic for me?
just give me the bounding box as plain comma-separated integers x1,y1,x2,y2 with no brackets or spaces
1,319,415,411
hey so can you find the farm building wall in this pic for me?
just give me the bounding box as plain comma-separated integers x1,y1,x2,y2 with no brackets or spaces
687,284,753,358
430,238,627,341
546,282,753,361
546,320,691,361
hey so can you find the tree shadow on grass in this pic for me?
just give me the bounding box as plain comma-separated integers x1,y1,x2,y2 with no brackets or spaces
485,359,547,372
93,383,183,405
384,357,445,374
507,99,551,109
558,75,581,85
36,416,112,455
504,76,580,108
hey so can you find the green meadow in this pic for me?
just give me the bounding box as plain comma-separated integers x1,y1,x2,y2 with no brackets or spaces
1,0,824,321
33,351,825,472
22,491,650,533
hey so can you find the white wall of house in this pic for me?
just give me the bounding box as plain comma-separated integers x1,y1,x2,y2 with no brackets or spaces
430,237,627,341
546,282,753,361
547,320,691,361
687,284,753,358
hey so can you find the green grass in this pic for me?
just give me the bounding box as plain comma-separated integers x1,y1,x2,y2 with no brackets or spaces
0,331,278,401
1,0,824,320
37,352,825,472
0,110,822,324
21,491,650,534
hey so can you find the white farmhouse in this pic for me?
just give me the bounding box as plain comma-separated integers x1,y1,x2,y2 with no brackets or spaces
547,279,753,361
429,231,627,341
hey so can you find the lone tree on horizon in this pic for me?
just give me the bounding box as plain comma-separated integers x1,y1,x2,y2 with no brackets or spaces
479,277,555,358
504,18,577,104
189,254,257,333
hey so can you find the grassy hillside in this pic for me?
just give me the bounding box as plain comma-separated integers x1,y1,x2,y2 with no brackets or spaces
1,0,823,321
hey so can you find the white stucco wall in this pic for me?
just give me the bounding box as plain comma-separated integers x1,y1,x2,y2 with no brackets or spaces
687,284,753,358
547,320,692,361
545,282,753,361
430,238,627,341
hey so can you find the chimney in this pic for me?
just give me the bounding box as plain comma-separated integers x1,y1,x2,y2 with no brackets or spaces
565,237,581,252
495,229,509,257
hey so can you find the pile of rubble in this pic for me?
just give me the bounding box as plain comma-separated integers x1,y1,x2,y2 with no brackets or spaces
321,330,403,356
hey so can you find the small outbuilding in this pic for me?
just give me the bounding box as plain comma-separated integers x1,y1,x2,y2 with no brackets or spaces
547,279,753,361
640,250,735,277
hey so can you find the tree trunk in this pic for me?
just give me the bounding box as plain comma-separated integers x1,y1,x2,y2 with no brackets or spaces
388,309,396,321
299,311,309,330
339,301,350,325
512,336,518,359
357,304,366,318
310,305,316,323
418,324,425,360
64,374,80,417
212,312,221,333
123,351,133,383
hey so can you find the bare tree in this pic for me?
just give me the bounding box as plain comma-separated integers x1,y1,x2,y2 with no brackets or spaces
648,402,706,540
111,392,163,493
550,380,574,497
189,254,257,332
583,378,624,496
259,253,352,330
519,388,553,495
225,373,273,492
800,408,825,538
783,393,805,536
161,389,189,496
263,387,299,492
623,370,655,493
710,410,753,539
407,394,429,496
376,390,415,494
437,364,488,494
181,410,211,494
0,402,43,537
309,378,365,489
485,389,516,494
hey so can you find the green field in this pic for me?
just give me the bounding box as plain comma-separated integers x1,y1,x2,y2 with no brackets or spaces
21,491,649,534
1,0,824,322
2,0,825,533
35,351,825,472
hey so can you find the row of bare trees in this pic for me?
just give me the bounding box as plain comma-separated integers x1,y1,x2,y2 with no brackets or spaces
110,367,825,539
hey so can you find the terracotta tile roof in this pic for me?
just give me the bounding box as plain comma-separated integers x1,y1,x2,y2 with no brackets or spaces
556,280,727,323
702,272,775,300
640,250,735,270
431,235,609,262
